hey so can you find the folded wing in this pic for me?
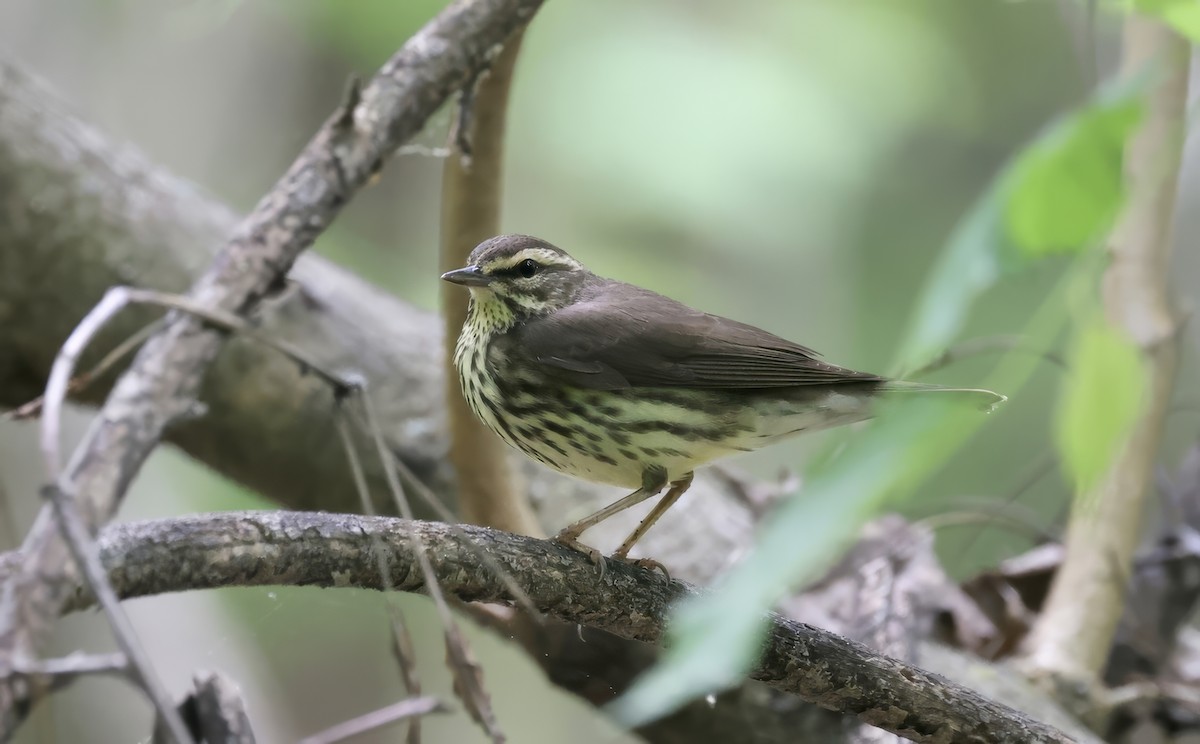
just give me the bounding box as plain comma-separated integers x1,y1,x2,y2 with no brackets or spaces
512,283,884,391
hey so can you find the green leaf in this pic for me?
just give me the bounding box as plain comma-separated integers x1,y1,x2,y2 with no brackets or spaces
896,177,1016,371
1005,92,1143,257
1055,320,1147,495
897,81,1144,372
1133,0,1200,43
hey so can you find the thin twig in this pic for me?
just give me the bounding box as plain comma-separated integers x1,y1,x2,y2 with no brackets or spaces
905,335,1065,380
385,453,543,622
8,652,130,696
38,286,355,482
7,319,162,422
298,696,446,744
43,486,193,744
948,455,1058,565
920,508,1056,543
332,410,425,744
39,288,129,480
359,392,505,743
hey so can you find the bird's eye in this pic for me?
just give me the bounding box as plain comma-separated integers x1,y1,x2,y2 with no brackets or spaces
517,259,540,278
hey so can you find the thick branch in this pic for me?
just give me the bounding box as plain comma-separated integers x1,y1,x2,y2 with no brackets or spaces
1021,17,1189,687
0,511,1084,744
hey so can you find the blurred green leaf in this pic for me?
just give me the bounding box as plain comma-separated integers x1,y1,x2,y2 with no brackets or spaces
1132,0,1200,42
897,82,1143,372
1055,319,1146,495
896,177,1017,371
1005,93,1142,256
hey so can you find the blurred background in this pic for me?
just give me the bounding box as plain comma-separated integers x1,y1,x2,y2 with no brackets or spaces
0,0,1197,741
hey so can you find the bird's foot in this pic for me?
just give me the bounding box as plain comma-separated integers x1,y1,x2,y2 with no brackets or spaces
552,532,608,578
610,550,671,580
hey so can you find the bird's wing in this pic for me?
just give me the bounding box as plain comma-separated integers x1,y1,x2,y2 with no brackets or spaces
512,283,884,391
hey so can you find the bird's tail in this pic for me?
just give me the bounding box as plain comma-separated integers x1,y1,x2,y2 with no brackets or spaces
880,381,1007,413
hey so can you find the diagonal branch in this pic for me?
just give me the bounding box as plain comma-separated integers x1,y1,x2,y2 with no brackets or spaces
0,1,545,733
1,510,1091,744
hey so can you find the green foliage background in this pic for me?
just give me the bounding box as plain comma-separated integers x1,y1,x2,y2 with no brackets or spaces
0,0,1197,742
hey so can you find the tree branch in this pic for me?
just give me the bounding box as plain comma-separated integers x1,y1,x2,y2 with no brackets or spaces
1021,16,1189,694
0,511,1088,744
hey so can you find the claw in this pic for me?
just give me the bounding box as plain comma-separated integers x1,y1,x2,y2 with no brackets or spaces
610,547,671,580
626,557,671,580
552,532,608,579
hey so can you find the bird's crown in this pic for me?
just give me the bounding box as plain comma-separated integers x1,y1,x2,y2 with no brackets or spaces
467,234,583,274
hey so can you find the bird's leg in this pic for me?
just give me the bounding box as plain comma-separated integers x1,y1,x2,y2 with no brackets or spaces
553,467,669,573
611,472,694,576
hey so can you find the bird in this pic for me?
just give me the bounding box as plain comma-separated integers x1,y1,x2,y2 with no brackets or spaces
442,234,1004,571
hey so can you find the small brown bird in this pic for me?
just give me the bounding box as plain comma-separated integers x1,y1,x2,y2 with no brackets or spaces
443,235,1003,569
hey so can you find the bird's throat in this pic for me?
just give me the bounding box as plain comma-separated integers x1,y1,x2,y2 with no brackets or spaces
465,292,520,336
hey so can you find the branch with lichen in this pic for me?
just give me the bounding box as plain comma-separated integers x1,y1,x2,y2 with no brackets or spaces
0,511,1093,744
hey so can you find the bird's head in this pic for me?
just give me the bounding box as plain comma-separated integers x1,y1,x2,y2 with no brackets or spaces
441,235,592,323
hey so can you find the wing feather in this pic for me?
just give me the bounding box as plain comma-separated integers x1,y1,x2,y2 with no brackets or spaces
510,282,884,391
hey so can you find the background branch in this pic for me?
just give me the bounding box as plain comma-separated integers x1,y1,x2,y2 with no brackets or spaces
439,31,541,536
1021,16,1189,696
0,511,1092,744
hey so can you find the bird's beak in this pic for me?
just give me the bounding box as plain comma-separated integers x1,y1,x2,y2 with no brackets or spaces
440,265,492,287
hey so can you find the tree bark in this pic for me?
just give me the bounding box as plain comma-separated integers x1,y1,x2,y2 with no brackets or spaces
0,512,1093,744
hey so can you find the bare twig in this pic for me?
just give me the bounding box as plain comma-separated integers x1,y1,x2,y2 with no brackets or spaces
6,652,130,696
39,289,128,480
950,455,1058,566
1021,17,1189,693
331,409,425,744
298,696,446,744
7,319,162,422
905,335,1066,380
387,454,543,621
43,486,193,744
0,0,546,735
359,394,505,743
38,287,352,482
0,511,1089,744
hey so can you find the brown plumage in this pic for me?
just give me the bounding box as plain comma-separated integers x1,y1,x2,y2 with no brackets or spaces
443,234,1003,569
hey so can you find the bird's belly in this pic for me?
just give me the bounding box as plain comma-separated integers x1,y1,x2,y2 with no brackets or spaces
479,378,758,488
